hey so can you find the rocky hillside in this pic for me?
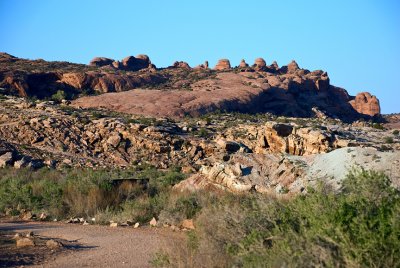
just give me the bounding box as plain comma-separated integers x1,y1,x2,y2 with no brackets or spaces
0,95,398,194
0,53,380,121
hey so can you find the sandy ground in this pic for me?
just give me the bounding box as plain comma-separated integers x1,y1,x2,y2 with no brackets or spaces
0,220,183,268
289,147,400,190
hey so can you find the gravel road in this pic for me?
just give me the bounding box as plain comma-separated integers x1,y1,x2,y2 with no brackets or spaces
0,220,183,267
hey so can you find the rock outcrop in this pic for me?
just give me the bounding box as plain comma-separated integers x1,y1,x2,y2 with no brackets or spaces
121,55,151,71
253,58,266,71
349,92,380,116
89,57,114,67
239,59,248,68
214,59,231,70
172,61,191,69
0,53,381,121
89,55,152,71
1,95,398,195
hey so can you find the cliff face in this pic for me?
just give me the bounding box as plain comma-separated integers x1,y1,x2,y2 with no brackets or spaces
0,53,380,121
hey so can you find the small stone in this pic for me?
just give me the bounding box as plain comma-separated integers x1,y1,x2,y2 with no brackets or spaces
46,239,63,249
12,233,21,240
149,217,157,227
83,221,89,225
39,212,47,220
62,159,72,165
110,222,118,227
14,157,30,169
0,152,14,168
133,222,140,229
107,134,121,148
25,231,34,238
16,238,35,248
181,219,195,230
21,211,33,220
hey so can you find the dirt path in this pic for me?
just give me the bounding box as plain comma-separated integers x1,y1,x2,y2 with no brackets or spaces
0,220,183,267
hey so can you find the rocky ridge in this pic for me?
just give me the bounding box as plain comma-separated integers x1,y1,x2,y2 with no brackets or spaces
0,53,380,121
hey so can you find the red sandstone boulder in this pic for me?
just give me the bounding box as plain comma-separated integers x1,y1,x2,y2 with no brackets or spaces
121,55,151,71
214,59,231,70
254,58,266,70
349,92,380,116
89,57,114,67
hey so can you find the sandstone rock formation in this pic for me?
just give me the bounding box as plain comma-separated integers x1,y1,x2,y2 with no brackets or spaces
0,53,381,121
254,58,266,71
239,59,248,68
270,61,279,69
280,60,300,74
172,61,191,69
214,59,231,70
349,92,380,116
89,57,114,67
260,123,334,155
288,60,300,73
121,55,151,71
1,94,398,196
88,55,152,71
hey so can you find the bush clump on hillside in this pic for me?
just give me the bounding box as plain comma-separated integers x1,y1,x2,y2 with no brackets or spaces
155,169,400,268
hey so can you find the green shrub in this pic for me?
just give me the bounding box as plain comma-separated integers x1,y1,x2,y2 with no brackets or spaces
393,129,399,136
161,169,400,267
50,90,67,102
384,136,394,144
0,167,185,220
372,123,384,130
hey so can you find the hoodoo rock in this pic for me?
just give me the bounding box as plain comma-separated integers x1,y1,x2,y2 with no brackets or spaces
349,92,381,116
172,61,191,69
239,59,248,68
254,58,266,70
89,57,114,67
271,61,279,69
214,59,231,70
287,60,300,73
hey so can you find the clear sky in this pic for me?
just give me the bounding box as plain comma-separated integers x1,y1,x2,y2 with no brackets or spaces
0,0,399,113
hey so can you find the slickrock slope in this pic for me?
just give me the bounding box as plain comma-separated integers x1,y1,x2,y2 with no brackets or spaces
72,70,375,121
0,53,380,121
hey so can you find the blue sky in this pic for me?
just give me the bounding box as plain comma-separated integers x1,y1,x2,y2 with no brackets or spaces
0,0,399,113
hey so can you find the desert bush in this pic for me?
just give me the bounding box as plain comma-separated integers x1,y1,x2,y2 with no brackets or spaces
50,90,67,102
372,123,385,130
0,166,185,221
393,129,399,136
384,136,394,144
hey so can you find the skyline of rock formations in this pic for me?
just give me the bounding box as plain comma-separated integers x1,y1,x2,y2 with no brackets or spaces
0,52,381,119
